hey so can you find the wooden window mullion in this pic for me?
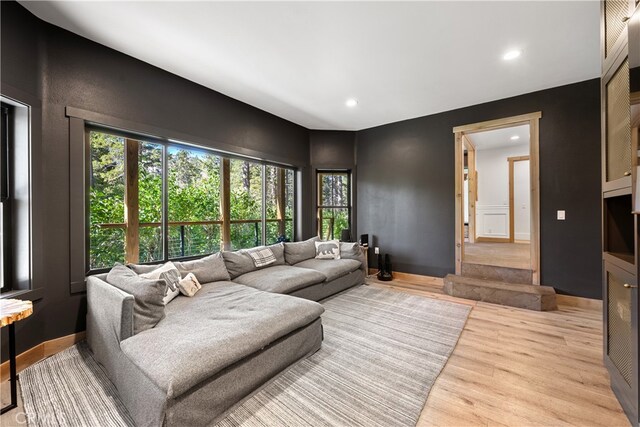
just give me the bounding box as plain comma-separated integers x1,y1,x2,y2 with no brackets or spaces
124,139,139,263
221,158,231,251
276,168,286,237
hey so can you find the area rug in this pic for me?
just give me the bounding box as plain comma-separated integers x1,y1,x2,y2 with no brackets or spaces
20,285,470,427
20,342,134,427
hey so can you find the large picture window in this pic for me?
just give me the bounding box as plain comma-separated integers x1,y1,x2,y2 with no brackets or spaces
88,128,296,271
317,170,351,240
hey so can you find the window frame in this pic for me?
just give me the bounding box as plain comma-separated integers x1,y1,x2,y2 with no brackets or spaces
316,169,352,240
85,125,297,273
1,104,12,292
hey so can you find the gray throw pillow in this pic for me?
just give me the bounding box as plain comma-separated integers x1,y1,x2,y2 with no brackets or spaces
284,236,320,265
127,263,162,275
340,242,361,259
340,242,366,269
268,242,286,265
173,252,230,284
222,250,257,279
106,264,166,335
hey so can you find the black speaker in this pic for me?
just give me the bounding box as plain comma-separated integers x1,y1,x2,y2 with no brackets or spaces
377,253,393,281
360,234,369,247
340,229,352,242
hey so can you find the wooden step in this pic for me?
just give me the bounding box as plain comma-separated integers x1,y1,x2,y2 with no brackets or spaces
461,262,533,284
443,274,557,311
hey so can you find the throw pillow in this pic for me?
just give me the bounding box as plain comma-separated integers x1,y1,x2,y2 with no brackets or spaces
173,252,231,284
340,242,366,270
106,264,166,334
221,250,258,279
315,240,341,259
177,273,202,297
268,242,286,265
284,236,320,265
140,261,181,305
246,246,276,268
127,263,162,275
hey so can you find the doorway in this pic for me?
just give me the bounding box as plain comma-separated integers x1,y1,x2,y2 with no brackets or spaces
454,112,541,284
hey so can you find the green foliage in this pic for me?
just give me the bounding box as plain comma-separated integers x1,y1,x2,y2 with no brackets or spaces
317,172,351,240
88,131,295,269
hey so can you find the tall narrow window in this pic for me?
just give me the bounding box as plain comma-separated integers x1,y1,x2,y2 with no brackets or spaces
264,166,295,244
168,147,222,258
1,104,11,290
317,170,351,240
138,142,163,262
230,159,263,249
89,131,126,269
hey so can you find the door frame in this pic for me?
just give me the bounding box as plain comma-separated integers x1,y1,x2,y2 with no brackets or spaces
463,135,477,244
508,155,530,243
453,111,542,284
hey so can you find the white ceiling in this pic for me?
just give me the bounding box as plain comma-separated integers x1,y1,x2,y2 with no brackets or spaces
466,124,530,151
20,1,600,131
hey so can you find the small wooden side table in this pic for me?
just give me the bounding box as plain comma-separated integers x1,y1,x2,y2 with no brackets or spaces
0,299,33,414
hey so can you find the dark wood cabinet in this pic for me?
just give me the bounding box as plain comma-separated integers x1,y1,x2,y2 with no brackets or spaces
602,1,640,425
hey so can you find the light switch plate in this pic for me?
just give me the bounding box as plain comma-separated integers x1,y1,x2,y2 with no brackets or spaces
557,210,566,220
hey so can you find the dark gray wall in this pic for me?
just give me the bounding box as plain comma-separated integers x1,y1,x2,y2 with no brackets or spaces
357,79,602,299
0,1,310,361
309,130,357,239
310,130,355,167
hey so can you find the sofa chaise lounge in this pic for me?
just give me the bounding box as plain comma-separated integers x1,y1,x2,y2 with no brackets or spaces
87,238,366,426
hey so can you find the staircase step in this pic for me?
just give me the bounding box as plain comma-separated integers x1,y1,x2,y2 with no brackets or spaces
461,262,533,285
443,274,557,311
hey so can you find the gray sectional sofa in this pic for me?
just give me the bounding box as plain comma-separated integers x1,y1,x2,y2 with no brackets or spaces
87,238,366,427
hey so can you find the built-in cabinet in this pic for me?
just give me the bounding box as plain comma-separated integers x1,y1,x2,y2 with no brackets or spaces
602,1,640,425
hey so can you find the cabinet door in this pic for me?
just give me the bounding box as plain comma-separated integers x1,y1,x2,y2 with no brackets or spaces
604,57,632,190
604,260,638,425
604,0,633,60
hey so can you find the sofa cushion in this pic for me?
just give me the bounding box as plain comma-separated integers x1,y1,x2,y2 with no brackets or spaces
340,242,362,260
222,243,285,279
127,263,162,275
120,281,324,398
173,253,230,283
294,258,362,282
106,264,166,334
284,237,319,265
139,262,182,305
234,265,326,294
339,242,367,269
267,242,286,265
222,250,257,278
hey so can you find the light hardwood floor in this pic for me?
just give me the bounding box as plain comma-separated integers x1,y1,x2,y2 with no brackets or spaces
464,242,530,270
368,275,630,427
1,276,629,427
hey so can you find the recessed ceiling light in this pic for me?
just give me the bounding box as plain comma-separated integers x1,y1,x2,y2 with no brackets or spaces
503,50,521,61
510,135,520,141
345,98,358,108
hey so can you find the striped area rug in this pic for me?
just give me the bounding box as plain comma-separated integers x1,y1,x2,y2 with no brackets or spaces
217,285,471,426
20,342,134,427
19,285,470,427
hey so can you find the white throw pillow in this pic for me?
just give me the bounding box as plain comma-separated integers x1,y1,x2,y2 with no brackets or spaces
178,273,202,297
315,240,341,260
140,261,181,305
